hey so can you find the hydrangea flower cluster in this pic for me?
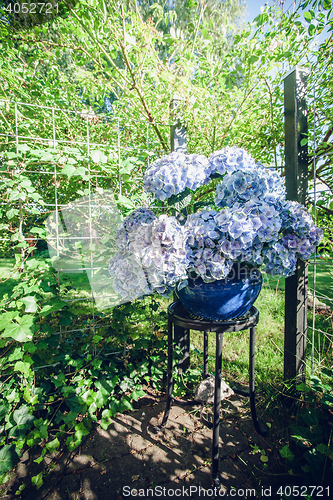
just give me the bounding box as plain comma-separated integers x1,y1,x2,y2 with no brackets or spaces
109,210,187,300
109,146,322,299
262,201,323,276
207,146,256,177
215,162,285,208
143,152,210,201
183,198,287,282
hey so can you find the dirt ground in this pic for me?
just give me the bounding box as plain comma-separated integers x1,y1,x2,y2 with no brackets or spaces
0,390,298,500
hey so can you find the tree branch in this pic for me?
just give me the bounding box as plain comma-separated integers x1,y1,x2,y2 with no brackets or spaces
119,4,168,151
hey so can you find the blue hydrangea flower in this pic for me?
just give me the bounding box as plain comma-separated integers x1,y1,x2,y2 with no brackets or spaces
109,211,187,297
208,146,256,177
109,147,323,297
143,152,210,201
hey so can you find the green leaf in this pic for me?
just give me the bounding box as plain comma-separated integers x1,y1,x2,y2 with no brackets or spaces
2,316,36,342
90,150,107,163
20,296,38,313
61,165,76,178
0,403,11,421
18,144,30,152
0,445,20,475
30,227,47,238
308,24,316,36
296,382,310,392
9,404,35,438
100,409,113,430
93,335,103,343
6,208,19,219
254,13,268,26
316,443,331,456
321,366,333,378
249,55,259,65
14,360,32,376
74,422,90,443
0,312,18,331
323,0,332,9
31,472,43,490
300,138,308,147
45,437,60,453
40,299,66,317
279,445,295,461
167,188,192,212
120,159,135,174
131,389,146,402
117,194,136,208
304,11,314,23
6,152,19,159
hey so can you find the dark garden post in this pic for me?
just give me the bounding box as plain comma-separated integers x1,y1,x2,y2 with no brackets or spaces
284,67,309,384
170,96,190,373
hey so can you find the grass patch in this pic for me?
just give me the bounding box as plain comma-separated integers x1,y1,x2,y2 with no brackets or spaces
189,283,285,393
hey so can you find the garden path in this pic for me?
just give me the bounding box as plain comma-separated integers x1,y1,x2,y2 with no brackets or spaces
3,395,286,500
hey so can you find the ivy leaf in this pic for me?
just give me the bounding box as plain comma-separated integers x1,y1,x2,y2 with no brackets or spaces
40,299,66,317
100,409,113,430
0,312,18,331
120,159,135,174
90,150,107,163
6,208,19,219
131,388,146,401
2,316,36,342
30,227,47,238
13,405,35,426
0,445,20,475
75,166,88,177
9,404,35,438
31,472,44,490
61,165,76,178
45,437,60,453
18,144,30,152
14,359,33,376
19,296,38,313
279,445,295,461
8,347,23,362
5,152,19,159
0,403,10,421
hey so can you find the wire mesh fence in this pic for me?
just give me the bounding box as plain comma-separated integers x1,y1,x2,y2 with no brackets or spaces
0,94,332,377
0,98,169,347
306,78,333,375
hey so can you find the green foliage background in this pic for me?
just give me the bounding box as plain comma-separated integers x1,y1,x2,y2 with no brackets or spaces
0,0,333,489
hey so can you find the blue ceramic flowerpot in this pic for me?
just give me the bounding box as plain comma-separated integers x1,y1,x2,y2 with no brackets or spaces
177,264,262,321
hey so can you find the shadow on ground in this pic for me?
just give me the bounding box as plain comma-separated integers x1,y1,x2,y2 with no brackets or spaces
2,395,289,500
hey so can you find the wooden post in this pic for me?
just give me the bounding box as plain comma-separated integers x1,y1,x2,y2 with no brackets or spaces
170,96,189,373
170,95,187,154
284,67,309,384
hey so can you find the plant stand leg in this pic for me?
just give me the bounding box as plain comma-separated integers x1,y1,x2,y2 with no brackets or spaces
160,317,174,429
204,330,209,379
212,331,223,487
